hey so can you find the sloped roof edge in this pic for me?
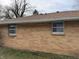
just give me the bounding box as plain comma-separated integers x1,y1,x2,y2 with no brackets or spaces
0,10,79,24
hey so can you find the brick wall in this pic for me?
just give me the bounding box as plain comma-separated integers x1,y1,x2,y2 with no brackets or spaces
0,21,79,56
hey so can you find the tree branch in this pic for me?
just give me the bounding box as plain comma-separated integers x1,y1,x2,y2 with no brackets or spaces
20,4,27,17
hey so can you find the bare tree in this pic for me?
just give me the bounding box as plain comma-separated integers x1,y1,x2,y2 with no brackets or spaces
0,5,5,19
5,0,33,19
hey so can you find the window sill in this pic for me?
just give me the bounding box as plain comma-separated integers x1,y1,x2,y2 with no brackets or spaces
52,32,64,36
9,34,16,37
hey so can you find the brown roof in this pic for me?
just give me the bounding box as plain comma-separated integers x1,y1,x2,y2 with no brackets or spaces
0,10,79,24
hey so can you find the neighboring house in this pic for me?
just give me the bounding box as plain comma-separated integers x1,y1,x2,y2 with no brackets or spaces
0,10,79,55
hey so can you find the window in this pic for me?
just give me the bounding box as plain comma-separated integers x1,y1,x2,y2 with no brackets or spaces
52,21,64,35
8,24,16,36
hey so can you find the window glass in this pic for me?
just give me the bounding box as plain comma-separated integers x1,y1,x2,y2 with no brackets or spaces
52,21,64,34
53,28,64,32
8,24,16,36
53,22,63,27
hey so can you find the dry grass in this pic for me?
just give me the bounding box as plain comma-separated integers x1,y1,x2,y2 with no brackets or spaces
0,47,78,59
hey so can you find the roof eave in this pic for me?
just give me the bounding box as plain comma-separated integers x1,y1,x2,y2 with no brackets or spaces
0,16,79,25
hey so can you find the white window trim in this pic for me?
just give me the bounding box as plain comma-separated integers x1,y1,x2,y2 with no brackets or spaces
52,32,64,35
8,24,16,37
9,33,16,36
52,21,64,35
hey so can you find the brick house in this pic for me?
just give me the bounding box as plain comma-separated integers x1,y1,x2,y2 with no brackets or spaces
0,10,79,55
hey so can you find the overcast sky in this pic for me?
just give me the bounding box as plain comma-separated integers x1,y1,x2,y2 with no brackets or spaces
0,0,79,13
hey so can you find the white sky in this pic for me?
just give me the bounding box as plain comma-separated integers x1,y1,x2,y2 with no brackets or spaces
0,0,79,13
0,0,11,6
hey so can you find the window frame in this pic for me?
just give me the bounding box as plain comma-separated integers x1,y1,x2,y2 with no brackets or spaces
52,21,64,35
8,24,16,37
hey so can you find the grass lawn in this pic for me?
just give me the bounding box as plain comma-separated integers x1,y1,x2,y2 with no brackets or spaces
0,47,78,59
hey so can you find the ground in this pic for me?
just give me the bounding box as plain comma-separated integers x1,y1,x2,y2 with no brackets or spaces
0,47,78,59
